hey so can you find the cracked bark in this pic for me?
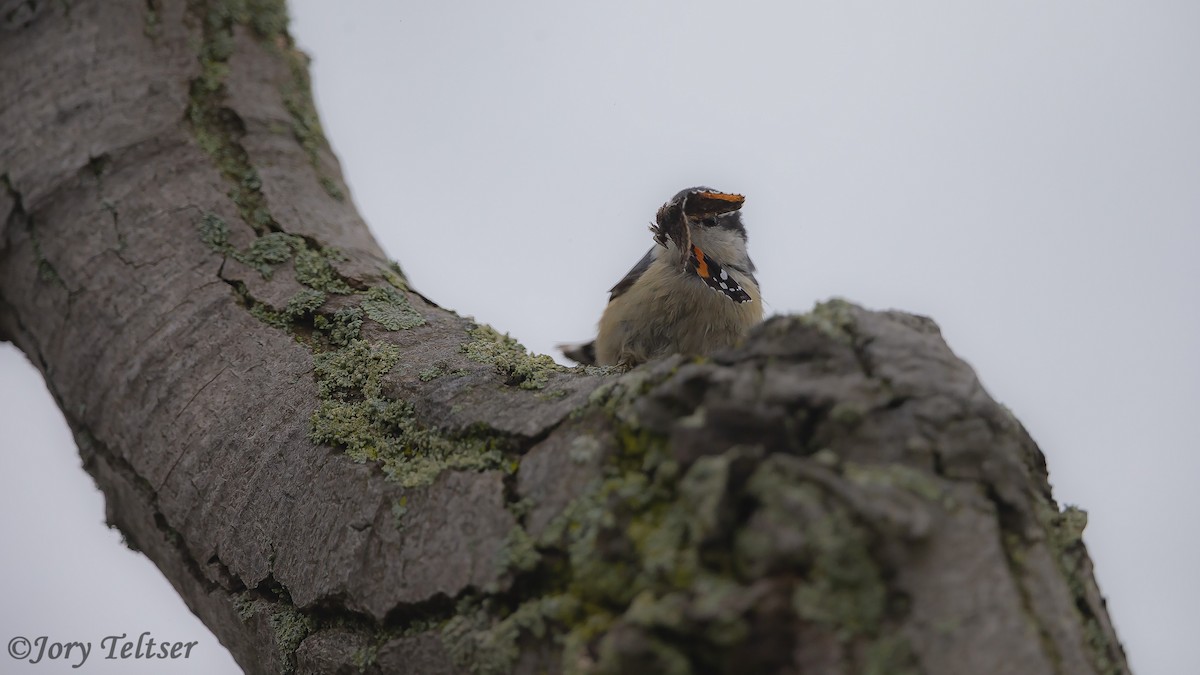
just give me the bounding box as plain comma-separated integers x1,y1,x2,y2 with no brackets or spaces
0,2,1130,675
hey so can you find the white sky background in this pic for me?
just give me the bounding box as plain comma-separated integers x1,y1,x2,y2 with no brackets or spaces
1,1,1197,673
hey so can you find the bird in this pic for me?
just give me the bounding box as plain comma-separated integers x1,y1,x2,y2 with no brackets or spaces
562,187,763,367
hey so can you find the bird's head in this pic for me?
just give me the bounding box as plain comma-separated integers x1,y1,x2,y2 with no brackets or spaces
651,187,747,251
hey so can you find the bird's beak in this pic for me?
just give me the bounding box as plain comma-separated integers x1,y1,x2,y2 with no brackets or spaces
683,191,746,219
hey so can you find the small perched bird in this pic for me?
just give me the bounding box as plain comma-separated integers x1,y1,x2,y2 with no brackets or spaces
562,187,763,367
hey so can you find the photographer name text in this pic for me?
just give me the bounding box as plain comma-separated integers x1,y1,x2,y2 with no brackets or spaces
7,632,198,669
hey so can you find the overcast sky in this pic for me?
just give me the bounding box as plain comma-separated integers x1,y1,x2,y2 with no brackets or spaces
2,2,1197,673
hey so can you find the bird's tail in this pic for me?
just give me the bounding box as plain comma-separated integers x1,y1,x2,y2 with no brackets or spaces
558,341,597,366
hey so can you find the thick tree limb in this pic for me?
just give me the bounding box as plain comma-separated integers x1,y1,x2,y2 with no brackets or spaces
0,2,1129,674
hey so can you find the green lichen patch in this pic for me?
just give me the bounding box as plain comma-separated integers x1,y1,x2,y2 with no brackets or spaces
568,436,602,465
1037,500,1123,675
788,512,887,639
559,613,615,675
312,305,363,347
537,430,719,611
461,325,566,390
232,232,302,277
192,0,289,39
281,52,342,201
861,635,921,675
1049,504,1088,551
350,644,378,672
186,0,278,235
493,423,851,674
567,452,894,663
284,288,326,317
237,286,326,336
828,401,865,428
310,398,505,487
269,605,315,674
199,212,232,252
419,363,448,382
233,592,257,622
308,339,509,487
495,526,541,578
318,176,345,201
230,592,314,675
736,458,887,639
627,491,701,591
442,596,580,675
361,286,425,330
383,260,410,291
236,3,346,203
799,298,859,343
613,579,756,661
533,476,630,596
200,216,360,330
622,590,689,634
294,247,353,293
222,230,356,294
243,0,289,39
584,362,680,422
592,627,693,675
416,361,472,383
249,304,286,330
187,0,360,304
312,339,399,400
844,461,949,505
190,0,343,221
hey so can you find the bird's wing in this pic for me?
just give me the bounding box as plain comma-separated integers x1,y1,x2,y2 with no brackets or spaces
608,247,656,302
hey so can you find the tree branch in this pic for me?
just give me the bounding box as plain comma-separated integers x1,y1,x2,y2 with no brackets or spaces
0,1,1128,674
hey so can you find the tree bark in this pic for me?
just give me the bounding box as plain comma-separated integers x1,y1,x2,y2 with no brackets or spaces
0,2,1130,674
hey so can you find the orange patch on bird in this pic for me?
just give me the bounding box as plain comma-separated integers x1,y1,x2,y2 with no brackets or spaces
692,245,710,277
